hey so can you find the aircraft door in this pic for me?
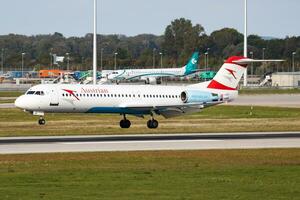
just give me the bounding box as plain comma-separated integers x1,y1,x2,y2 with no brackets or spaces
50,89,59,106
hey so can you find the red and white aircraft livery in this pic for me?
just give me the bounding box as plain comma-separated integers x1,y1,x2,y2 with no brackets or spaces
14,56,276,129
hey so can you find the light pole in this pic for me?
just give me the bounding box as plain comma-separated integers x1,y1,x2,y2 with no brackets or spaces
159,52,163,69
50,48,53,69
1,48,4,74
101,48,104,71
204,52,208,71
262,48,266,75
206,48,210,70
21,52,26,77
152,48,156,68
66,53,70,71
243,0,248,86
262,48,266,60
114,52,118,70
292,52,296,73
250,51,254,76
92,0,97,85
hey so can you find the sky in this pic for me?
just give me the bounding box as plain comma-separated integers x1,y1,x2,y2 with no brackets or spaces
0,0,299,38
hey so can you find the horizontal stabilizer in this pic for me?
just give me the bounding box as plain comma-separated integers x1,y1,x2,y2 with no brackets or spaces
233,59,285,65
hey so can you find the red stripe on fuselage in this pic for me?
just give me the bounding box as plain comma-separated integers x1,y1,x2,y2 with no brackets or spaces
207,80,237,90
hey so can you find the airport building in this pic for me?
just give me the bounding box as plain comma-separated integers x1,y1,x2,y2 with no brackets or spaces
272,72,300,88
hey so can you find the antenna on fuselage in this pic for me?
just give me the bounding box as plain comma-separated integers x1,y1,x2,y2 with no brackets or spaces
93,0,97,85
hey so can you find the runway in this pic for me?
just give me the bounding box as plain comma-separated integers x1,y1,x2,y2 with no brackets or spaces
228,94,300,108
0,103,14,108
0,132,299,154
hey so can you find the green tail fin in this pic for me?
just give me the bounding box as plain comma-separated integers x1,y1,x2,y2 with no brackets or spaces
184,52,199,75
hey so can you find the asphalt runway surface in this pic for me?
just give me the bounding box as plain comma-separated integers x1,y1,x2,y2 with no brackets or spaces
0,103,15,108
0,132,299,154
228,94,300,108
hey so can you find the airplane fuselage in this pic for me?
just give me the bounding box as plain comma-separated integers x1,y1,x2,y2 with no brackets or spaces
15,83,236,115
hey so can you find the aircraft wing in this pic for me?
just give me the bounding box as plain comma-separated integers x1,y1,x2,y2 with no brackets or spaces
120,102,220,118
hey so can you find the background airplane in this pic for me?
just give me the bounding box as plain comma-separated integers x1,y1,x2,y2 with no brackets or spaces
106,52,200,84
15,56,263,129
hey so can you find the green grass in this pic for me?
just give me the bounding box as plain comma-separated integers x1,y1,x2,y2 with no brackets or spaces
1,106,300,136
240,88,300,95
0,91,24,97
0,149,299,200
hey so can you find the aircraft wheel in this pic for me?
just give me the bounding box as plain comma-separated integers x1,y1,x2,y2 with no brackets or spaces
152,120,158,129
38,118,46,125
147,119,158,129
120,119,131,128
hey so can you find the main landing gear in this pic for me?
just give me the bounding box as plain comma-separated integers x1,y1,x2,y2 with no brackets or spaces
120,114,131,128
119,114,159,129
38,116,46,125
147,115,158,129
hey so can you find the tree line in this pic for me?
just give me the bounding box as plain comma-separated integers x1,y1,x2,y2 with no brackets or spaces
0,18,299,74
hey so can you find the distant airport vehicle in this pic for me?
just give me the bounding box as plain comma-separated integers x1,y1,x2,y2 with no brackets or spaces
15,56,281,129
199,71,216,80
106,52,200,84
39,70,63,78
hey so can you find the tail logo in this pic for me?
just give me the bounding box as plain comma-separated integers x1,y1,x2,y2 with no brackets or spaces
191,58,197,65
225,68,237,80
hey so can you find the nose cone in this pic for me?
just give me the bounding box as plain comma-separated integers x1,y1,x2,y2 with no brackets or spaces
15,96,26,109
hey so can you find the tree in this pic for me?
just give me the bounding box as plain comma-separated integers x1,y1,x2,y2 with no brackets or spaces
162,18,205,65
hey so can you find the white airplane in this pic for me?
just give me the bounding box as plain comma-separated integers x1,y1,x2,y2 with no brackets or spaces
106,52,200,84
15,56,277,129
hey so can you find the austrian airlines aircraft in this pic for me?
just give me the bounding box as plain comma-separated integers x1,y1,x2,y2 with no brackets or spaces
14,56,273,129
107,52,199,84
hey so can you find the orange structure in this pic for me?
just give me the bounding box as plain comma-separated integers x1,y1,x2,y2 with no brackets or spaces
39,70,63,78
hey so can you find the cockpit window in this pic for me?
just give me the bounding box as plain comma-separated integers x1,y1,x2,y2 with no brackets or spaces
26,91,45,95
26,91,35,95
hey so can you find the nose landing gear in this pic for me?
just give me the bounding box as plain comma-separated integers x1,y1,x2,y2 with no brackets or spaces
120,114,131,128
38,117,46,125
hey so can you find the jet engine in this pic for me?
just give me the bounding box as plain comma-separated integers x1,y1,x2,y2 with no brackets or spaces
181,90,219,103
141,77,158,85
